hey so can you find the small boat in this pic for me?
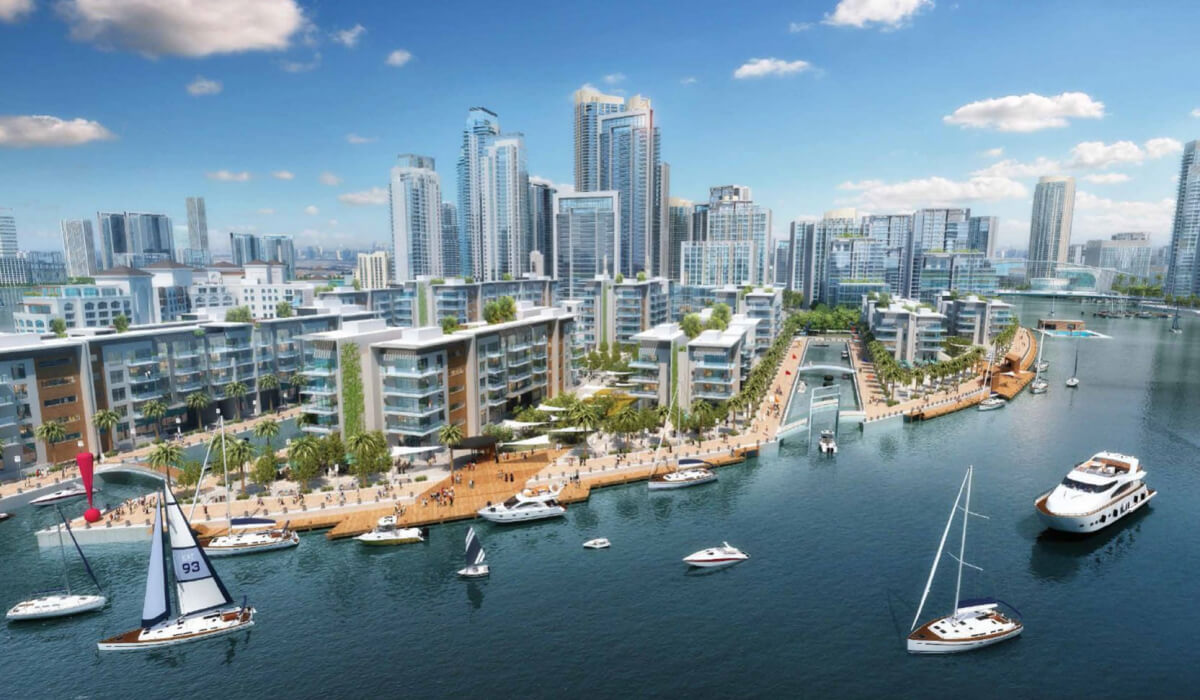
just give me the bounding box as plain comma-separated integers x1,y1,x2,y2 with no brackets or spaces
818,429,838,454
648,459,717,490
977,394,1006,411
1030,377,1048,394
583,538,611,549
477,485,566,524
98,486,254,651
907,466,1023,654
1035,451,1155,534
457,527,489,578
30,486,88,507
1065,337,1081,388
7,508,106,621
1034,361,1049,373
0,512,10,522
841,350,850,360
354,516,427,546
683,542,749,568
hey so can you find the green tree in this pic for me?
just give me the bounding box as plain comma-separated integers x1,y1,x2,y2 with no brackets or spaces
148,442,183,485
224,306,253,323
482,423,514,443
711,302,732,327
49,318,68,338
257,374,279,410
319,432,346,473
92,409,120,453
637,271,647,282
224,381,248,421
441,316,461,333
438,422,464,450
347,430,387,486
141,399,168,441
352,278,362,291
253,417,280,452
275,301,294,318
501,272,513,281
252,452,279,487
287,372,308,403
680,313,704,339
177,459,204,489
497,296,517,322
185,391,211,431
34,421,66,462
113,313,130,333
339,343,364,437
615,273,624,284
288,435,321,488
220,437,255,495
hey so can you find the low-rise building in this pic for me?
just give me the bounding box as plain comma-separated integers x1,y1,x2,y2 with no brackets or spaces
936,293,1014,346
862,297,947,365
630,323,687,408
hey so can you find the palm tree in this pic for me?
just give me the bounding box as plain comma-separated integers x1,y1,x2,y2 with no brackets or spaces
141,399,168,441
347,430,386,486
253,417,280,453
257,374,279,411
287,372,308,404
438,422,464,450
147,442,183,485
185,391,210,432
225,438,255,495
224,381,248,421
92,409,120,454
34,421,66,464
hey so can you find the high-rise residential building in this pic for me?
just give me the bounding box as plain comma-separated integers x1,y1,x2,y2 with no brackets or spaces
967,216,998,258
389,154,443,284
598,95,661,277
1166,141,1200,297
1084,233,1153,280
1026,176,1076,279
0,209,17,256
186,197,209,253
773,239,793,287
824,236,889,307
790,220,813,298
97,211,174,269
457,108,501,281
1067,243,1086,265
800,209,858,305
903,208,970,297
862,214,913,295
679,186,772,287
528,179,556,277
574,87,626,191
260,234,296,280
667,198,695,281
229,233,260,267
482,135,529,278
356,251,391,289
440,202,460,277
554,191,619,300
654,162,670,279
61,219,97,277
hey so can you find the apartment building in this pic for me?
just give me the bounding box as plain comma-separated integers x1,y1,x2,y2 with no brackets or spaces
630,323,688,408
861,297,947,365
935,293,1014,346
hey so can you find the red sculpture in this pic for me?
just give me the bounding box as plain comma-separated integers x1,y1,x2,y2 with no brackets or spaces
77,451,101,523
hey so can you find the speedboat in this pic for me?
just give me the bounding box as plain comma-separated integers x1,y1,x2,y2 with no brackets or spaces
1035,451,1155,534
583,538,611,549
7,593,107,621
354,516,427,545
683,542,750,568
841,350,850,360
0,512,10,522
204,519,301,556
818,430,838,454
1030,377,1048,394
977,394,1006,411
1065,377,1079,388
30,487,88,507
477,486,566,524
649,460,717,490
457,527,489,578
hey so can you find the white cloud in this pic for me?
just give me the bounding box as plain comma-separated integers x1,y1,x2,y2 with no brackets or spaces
256,208,276,215
338,187,388,206
603,73,625,85
271,170,294,180
530,176,575,195
1067,138,1180,169
981,147,1004,158
788,21,812,32
943,92,1105,132
733,57,813,79
328,219,338,226
1075,191,1174,237
385,49,411,67
1145,137,1183,159
57,0,306,57
824,0,933,29
206,169,251,182
1082,173,1130,184
1192,108,1200,119
186,76,222,96
304,205,319,215
280,52,320,73
0,0,34,23
971,157,1061,178
838,175,1027,210
680,76,698,85
346,133,376,144
331,24,365,48
319,171,342,186
0,115,115,148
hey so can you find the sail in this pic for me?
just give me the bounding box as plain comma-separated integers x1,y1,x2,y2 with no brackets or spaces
141,502,170,629
465,527,485,566
163,487,234,617
60,510,102,592
910,469,969,632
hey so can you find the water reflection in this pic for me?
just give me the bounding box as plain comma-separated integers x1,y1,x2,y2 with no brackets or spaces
1028,511,1148,583
465,581,485,611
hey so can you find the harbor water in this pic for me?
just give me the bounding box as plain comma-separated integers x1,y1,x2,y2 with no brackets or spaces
1,298,1197,698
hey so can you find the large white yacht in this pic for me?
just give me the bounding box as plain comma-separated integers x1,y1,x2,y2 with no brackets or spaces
648,459,717,490
355,516,427,545
204,518,300,556
477,486,566,524
1035,451,1155,533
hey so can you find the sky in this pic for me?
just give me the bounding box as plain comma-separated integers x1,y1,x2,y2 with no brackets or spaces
2,0,1199,254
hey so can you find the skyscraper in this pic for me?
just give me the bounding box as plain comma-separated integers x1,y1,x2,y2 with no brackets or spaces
679,186,771,286
904,208,970,297
482,135,529,278
528,179,556,276
1167,141,1200,297
801,209,858,305
667,197,695,281
98,211,173,269
0,209,16,256
440,202,460,277
1026,176,1076,279
598,95,661,277
554,192,619,300
389,153,443,283
186,197,209,253
654,162,670,278
260,234,296,280
457,108,500,280
61,219,96,277
573,87,625,191
356,251,391,289
967,216,998,258
229,232,260,266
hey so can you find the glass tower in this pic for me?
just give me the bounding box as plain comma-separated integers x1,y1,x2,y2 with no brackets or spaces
1167,141,1200,298
389,154,443,282
554,192,618,300
457,108,500,281
1026,177,1075,280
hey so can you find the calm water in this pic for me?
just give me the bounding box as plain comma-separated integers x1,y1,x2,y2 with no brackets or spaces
2,299,1198,698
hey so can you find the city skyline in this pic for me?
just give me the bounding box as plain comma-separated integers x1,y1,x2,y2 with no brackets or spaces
1,1,1198,253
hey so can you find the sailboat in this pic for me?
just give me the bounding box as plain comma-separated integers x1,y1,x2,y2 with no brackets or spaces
97,486,255,651
1171,306,1183,334
7,508,106,621
457,527,489,578
1030,330,1048,395
977,356,1006,411
907,466,1023,654
203,415,299,557
1065,337,1081,388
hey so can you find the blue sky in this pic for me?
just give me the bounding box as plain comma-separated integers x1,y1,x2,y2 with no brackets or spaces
2,0,1199,253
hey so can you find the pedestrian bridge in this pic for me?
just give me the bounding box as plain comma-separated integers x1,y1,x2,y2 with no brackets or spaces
796,363,856,374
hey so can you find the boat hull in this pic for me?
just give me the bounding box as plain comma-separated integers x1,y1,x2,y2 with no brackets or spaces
683,556,748,568
457,565,489,578
30,490,87,507
476,506,565,524
583,538,610,549
648,472,717,490
907,625,1022,654
7,593,106,621
1035,485,1155,534
97,608,254,651
977,401,1005,411
355,533,425,545
204,531,300,556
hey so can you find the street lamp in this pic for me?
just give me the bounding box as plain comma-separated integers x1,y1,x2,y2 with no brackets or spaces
175,416,182,440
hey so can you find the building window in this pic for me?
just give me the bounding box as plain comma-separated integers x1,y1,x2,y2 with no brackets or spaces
43,396,77,407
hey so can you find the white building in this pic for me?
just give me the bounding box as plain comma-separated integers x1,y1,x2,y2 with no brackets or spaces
389,154,443,283
356,251,391,289
861,296,947,365
61,219,96,278
1027,176,1076,280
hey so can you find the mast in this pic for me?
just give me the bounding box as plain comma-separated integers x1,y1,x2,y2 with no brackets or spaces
910,468,970,632
953,466,973,617
56,511,71,595
1034,330,1045,379
220,414,231,532
60,509,102,593
141,497,171,628
1072,337,1080,376
187,438,214,522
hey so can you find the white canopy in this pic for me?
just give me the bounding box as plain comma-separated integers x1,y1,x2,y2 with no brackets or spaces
546,426,594,434
500,419,549,430
390,445,442,458
501,434,551,448
536,404,570,412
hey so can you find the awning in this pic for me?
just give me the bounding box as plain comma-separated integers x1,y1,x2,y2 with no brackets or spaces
502,434,551,448
500,419,549,430
536,404,569,412
390,445,442,458
546,426,594,434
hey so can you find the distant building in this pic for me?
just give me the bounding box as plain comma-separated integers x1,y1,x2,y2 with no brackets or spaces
390,154,443,283
679,186,771,287
1026,176,1076,279
861,296,947,365
905,208,969,298
0,209,17,256
967,216,998,258
574,87,625,191
229,233,260,267
440,202,460,278
356,251,390,290
98,211,174,270
186,197,209,255
457,108,501,281
61,219,97,277
554,192,619,300
1083,233,1153,279
598,95,661,277
483,135,530,278
667,198,695,282
528,179,556,277
936,293,1013,346
1166,141,1200,297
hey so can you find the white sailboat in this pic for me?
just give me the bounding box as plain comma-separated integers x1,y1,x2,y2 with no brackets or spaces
7,508,106,621
1065,337,1081,388
977,353,1006,411
97,486,254,651
907,466,1022,654
1030,330,1048,395
1170,306,1182,334
457,527,489,578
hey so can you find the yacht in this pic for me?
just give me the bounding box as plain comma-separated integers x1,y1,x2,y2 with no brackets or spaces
1035,452,1155,534
7,509,106,621
583,538,611,549
977,394,1006,411
477,486,566,524
648,459,717,490
30,487,88,507
0,512,11,522
683,542,750,568
354,516,428,545
204,519,300,556
818,430,838,454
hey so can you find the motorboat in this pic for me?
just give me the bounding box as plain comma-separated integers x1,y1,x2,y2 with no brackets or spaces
818,430,838,454
1065,377,1079,388
0,512,10,522
977,394,1006,411
1035,451,1155,534
354,516,427,546
1030,377,1049,395
841,350,850,360
7,509,106,621
477,486,566,524
583,538,611,549
683,542,750,568
457,527,489,578
98,486,254,651
205,519,301,556
1034,361,1050,373
907,466,1023,654
30,486,88,507
648,459,717,490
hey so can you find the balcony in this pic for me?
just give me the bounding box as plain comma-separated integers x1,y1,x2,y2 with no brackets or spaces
302,385,336,397
176,380,205,392
694,388,733,400
628,357,658,370
507,343,532,354
383,401,444,418
691,358,734,370
302,424,336,435
302,365,336,377
128,355,159,368
129,372,163,386
382,382,443,398
173,364,204,376
302,403,338,416
173,350,201,360
383,365,440,379
209,359,234,370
